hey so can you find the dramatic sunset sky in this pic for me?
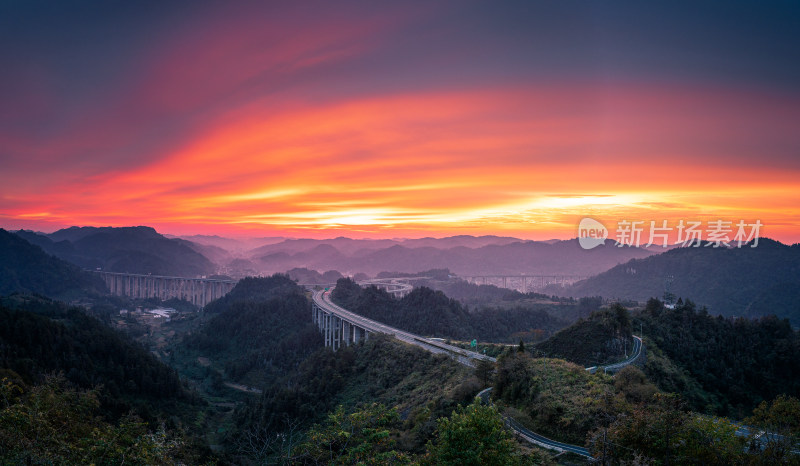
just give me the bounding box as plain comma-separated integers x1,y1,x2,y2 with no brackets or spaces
2,1,799,242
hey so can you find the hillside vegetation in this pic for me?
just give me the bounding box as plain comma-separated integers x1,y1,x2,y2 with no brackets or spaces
494,350,620,444
637,298,800,419
0,295,215,463
331,277,568,342
237,335,478,458
531,297,800,421
534,304,633,367
177,275,321,387
0,295,200,423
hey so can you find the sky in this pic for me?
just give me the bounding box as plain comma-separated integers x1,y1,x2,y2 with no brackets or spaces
1,1,799,242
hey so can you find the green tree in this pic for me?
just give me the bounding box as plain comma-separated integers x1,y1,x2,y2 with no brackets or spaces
680,415,745,465
295,403,411,465
425,399,523,465
745,394,800,464
614,366,657,403
0,375,182,465
600,393,752,465
474,359,495,388
602,393,689,464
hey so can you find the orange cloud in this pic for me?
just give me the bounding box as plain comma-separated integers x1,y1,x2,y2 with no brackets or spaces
3,84,800,242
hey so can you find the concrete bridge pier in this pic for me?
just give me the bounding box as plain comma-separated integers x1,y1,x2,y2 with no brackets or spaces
324,313,332,347
94,271,237,308
312,301,370,350
342,320,352,347
332,316,341,350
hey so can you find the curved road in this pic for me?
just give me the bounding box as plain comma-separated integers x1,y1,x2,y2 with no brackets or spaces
313,287,644,459
478,387,592,457
356,277,415,296
314,289,494,366
586,335,643,374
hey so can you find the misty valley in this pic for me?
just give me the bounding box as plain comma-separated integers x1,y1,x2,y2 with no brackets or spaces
0,226,798,464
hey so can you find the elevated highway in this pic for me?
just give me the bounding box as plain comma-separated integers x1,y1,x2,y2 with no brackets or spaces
312,286,645,459
311,289,493,366
94,271,236,308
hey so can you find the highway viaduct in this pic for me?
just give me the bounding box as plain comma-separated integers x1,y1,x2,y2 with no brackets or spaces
93,271,237,308
312,285,644,458
460,274,589,292
93,272,412,308
95,270,643,458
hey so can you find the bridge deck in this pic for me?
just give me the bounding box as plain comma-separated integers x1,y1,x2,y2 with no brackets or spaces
313,287,648,459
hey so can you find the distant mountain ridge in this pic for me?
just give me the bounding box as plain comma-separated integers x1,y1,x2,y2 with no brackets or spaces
246,235,523,258
0,229,105,299
10,226,659,281
251,237,655,277
558,238,800,324
14,226,215,277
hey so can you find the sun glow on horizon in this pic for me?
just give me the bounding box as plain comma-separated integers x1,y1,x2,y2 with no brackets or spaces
2,3,799,243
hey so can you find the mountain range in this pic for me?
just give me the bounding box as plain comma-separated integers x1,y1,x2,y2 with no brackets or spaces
245,237,655,277
557,238,800,325
0,229,105,299
15,226,215,277
9,226,800,326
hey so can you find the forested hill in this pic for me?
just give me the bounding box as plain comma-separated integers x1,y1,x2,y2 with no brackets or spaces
331,277,568,342
179,275,321,385
534,297,800,419
14,226,215,277
533,305,633,367
0,228,105,299
560,238,800,325
0,295,199,422
637,298,800,419
239,334,476,450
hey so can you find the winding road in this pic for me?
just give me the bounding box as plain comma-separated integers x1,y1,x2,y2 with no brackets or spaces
312,286,644,459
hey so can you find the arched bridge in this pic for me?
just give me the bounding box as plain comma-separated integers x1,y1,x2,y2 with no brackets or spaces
93,271,237,308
